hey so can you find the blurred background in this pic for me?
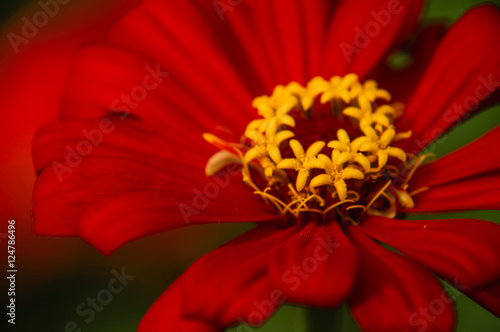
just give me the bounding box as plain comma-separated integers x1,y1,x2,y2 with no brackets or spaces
0,0,499,331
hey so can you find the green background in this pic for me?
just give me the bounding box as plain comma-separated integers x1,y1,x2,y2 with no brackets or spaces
2,0,499,331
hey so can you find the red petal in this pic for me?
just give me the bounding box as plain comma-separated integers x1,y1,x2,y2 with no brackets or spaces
464,281,500,317
61,45,250,135
106,0,422,93
267,221,358,307
266,0,338,81
60,1,352,146
138,279,221,332
107,0,261,124
346,226,456,332
223,0,339,85
374,23,447,104
106,0,340,93
33,120,279,255
177,225,298,328
108,0,269,92
410,126,500,188
410,173,500,213
325,0,423,78
397,5,500,153
360,216,500,288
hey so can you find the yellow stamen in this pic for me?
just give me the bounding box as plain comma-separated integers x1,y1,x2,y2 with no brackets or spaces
277,140,325,191
204,74,427,223
205,150,242,176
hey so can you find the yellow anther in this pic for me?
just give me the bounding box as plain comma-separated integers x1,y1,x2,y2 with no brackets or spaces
359,141,379,153
246,112,296,134
351,136,372,151
358,94,372,110
393,187,415,209
205,150,242,176
286,82,317,111
327,130,371,172
252,85,298,119
259,156,278,178
361,126,379,141
343,97,395,131
271,88,299,115
203,132,243,151
386,147,407,162
352,79,391,102
252,95,275,118
327,140,348,152
243,143,267,164
320,74,359,104
352,153,371,172
343,106,365,121
310,153,365,201
349,81,363,100
359,126,407,169
394,130,412,142
379,127,396,147
244,123,294,164
376,105,396,117
246,118,269,133
277,140,326,191
337,129,350,145
358,110,391,130
391,101,405,119
333,150,353,166
327,129,352,152
343,94,372,122
250,86,302,134
307,76,330,96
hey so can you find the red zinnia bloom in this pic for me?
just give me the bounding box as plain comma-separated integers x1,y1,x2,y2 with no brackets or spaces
32,0,500,331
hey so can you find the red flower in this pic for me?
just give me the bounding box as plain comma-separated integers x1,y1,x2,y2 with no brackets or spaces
31,0,500,331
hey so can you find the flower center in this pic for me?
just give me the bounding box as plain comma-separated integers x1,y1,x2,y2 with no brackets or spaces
204,74,429,226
